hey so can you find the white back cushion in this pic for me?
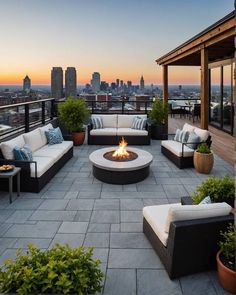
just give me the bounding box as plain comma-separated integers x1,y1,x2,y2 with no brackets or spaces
165,202,232,233
23,128,44,152
98,114,117,128
0,135,25,159
117,115,147,128
182,123,195,133
39,123,53,145
194,127,210,142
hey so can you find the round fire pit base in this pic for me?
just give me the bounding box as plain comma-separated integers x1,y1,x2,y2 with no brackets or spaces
93,165,150,185
89,147,153,185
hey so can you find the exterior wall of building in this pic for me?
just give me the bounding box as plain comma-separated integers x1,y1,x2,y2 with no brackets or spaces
65,67,77,98
91,72,100,92
51,67,63,99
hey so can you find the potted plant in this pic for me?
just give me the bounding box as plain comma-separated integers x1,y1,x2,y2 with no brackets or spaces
192,175,235,207
58,97,89,146
193,142,214,174
148,98,168,140
217,224,236,294
0,243,104,295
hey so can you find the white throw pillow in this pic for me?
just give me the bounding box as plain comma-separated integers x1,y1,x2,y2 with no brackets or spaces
39,123,53,145
0,135,25,159
194,127,210,142
165,202,232,233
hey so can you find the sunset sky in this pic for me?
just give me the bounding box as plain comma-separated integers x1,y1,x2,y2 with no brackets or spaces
0,0,234,85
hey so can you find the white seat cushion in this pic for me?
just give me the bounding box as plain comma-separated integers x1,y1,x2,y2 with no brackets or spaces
90,128,117,136
33,148,63,163
30,156,55,178
97,115,117,128
117,128,148,136
194,127,210,142
143,204,181,246
39,123,53,145
165,202,232,233
0,135,25,159
45,141,73,153
23,129,44,152
161,140,194,157
117,115,147,128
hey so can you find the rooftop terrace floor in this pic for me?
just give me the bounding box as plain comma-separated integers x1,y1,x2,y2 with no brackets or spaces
0,141,234,295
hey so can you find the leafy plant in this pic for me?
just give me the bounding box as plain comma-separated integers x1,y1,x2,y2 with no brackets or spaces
219,224,235,270
58,97,89,132
149,98,168,125
0,244,103,295
196,142,211,154
192,175,235,204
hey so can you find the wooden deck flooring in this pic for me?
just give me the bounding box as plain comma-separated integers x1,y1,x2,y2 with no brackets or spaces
168,116,235,166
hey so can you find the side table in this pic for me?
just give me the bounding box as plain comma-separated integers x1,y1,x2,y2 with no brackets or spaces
0,167,21,203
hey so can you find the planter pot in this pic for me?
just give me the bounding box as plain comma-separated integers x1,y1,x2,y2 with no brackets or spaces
216,251,236,294
72,132,85,146
151,124,168,140
193,151,214,174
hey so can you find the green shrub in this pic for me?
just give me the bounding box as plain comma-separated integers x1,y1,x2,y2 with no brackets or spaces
192,175,235,204
0,244,103,295
196,143,211,154
149,98,168,125
58,97,89,132
219,224,235,270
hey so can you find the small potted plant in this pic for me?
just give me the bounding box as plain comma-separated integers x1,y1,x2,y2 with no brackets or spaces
217,224,236,294
148,98,168,140
58,96,89,146
193,142,214,174
192,175,235,207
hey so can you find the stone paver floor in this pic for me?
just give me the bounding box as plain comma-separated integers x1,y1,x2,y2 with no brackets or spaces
0,140,234,295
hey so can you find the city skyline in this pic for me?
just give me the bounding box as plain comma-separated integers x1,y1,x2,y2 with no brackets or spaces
0,0,233,85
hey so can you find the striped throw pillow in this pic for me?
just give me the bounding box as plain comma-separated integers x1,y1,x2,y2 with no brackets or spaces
132,116,147,130
91,117,103,129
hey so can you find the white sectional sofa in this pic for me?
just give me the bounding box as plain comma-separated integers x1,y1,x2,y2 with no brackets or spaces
0,123,73,192
161,123,212,168
88,114,151,145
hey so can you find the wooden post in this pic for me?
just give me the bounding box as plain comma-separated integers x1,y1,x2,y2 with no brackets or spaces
200,47,209,130
163,65,168,128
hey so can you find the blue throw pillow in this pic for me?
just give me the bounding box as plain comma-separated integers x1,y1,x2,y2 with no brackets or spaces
199,196,212,204
45,127,64,145
174,129,181,141
13,144,33,161
186,132,200,149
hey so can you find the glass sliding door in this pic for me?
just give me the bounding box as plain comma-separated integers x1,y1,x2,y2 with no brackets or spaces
222,64,233,133
210,67,221,128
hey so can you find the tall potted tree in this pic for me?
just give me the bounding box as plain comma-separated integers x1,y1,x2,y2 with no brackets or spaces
149,98,168,140
58,97,89,146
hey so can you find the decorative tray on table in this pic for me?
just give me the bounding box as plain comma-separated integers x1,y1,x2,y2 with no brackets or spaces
0,165,14,173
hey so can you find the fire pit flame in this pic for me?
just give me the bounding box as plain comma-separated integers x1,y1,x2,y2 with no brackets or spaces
112,137,129,159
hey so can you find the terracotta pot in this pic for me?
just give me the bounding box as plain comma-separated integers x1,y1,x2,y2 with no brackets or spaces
71,132,85,146
216,251,236,294
193,151,214,174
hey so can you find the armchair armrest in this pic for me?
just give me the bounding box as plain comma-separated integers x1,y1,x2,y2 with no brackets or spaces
87,123,93,133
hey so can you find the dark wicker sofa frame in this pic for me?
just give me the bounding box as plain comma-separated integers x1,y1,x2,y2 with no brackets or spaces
143,213,234,279
0,143,73,193
161,135,212,169
87,121,151,145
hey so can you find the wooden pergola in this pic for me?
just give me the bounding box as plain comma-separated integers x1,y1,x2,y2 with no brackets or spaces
156,10,236,130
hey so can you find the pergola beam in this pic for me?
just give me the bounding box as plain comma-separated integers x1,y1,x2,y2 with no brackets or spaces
200,47,209,130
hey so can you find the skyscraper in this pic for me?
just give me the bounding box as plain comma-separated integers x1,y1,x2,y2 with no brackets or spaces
116,79,120,88
140,75,145,91
51,67,63,99
65,67,77,98
23,75,31,93
91,72,100,92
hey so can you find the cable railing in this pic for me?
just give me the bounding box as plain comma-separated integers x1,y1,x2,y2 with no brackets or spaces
0,98,55,139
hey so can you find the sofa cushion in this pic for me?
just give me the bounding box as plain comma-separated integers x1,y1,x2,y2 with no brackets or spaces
45,141,73,153
91,116,103,129
45,127,64,145
165,202,232,233
194,127,210,142
96,114,117,128
90,128,117,136
117,128,148,136
30,156,55,178
0,135,25,159
132,116,147,130
117,115,147,128
182,123,195,133
23,128,44,152
143,204,181,247
39,123,53,145
33,147,63,163
161,140,194,157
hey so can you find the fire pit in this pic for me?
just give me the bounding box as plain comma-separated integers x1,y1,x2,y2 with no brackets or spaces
89,138,153,184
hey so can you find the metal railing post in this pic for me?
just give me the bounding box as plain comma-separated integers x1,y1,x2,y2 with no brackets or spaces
42,101,45,125
25,104,29,133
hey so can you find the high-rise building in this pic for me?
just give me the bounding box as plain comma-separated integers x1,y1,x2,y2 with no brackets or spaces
140,75,145,91
91,72,100,92
120,80,124,89
127,81,132,90
51,67,63,99
116,79,120,88
23,75,31,93
65,67,77,98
